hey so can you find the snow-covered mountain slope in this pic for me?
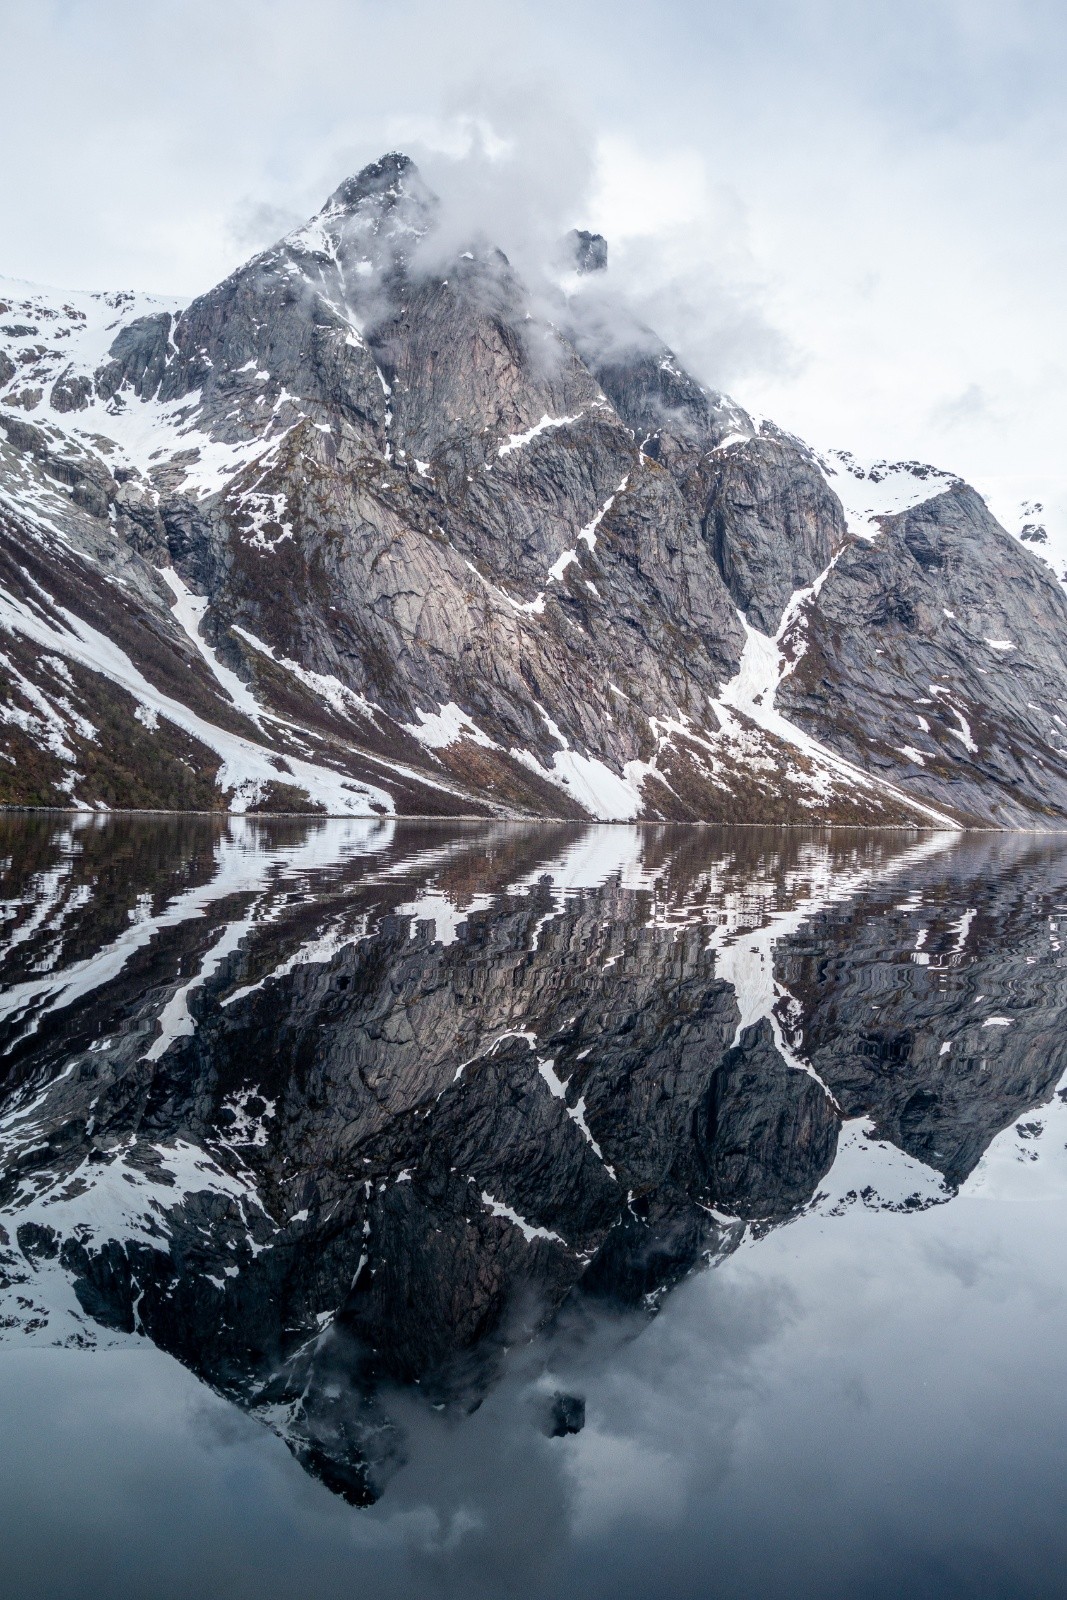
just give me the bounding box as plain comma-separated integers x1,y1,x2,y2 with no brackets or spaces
976,474,1067,589
821,449,1067,590
819,451,964,542
3,152,1067,825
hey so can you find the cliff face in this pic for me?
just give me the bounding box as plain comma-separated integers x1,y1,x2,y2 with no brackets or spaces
2,818,1065,1502
778,486,1067,825
1,153,1066,825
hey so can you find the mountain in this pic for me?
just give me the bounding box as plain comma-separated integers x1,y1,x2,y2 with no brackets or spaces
3,151,1067,826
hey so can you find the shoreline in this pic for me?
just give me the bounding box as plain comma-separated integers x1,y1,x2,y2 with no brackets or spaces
3,805,1065,834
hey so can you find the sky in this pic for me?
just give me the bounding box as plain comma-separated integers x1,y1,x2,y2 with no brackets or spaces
2,0,1065,545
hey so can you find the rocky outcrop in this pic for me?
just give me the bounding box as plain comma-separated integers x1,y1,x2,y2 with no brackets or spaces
779,487,1067,824
703,429,849,632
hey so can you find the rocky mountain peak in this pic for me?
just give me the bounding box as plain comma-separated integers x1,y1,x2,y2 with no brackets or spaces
321,151,431,218
294,150,439,284
568,228,608,274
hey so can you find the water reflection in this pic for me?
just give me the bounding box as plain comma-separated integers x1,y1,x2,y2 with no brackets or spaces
1,817,1066,1522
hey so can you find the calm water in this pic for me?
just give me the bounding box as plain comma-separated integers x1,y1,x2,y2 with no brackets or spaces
2,816,1066,1599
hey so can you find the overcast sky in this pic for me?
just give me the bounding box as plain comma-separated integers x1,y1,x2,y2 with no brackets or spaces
2,0,1065,539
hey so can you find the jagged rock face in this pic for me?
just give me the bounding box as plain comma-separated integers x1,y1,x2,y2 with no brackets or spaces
779,487,1067,824
698,431,846,632
568,230,608,275
2,818,1065,1503
1,153,1066,824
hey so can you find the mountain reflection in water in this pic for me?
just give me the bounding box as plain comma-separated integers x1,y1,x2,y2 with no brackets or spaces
2,816,1067,1597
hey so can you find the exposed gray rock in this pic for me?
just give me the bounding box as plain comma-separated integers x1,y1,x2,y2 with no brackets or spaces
49,368,92,412
95,311,173,401
704,428,849,632
692,1017,839,1213
542,1392,586,1436
779,487,1067,824
568,229,607,274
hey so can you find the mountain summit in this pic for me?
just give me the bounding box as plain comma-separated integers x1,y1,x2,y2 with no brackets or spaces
2,154,1066,825
323,149,420,209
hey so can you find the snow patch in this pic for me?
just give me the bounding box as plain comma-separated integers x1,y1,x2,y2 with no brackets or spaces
479,1190,564,1245
0,584,393,815
402,702,495,751
496,413,582,459
812,1117,951,1214
819,451,960,541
